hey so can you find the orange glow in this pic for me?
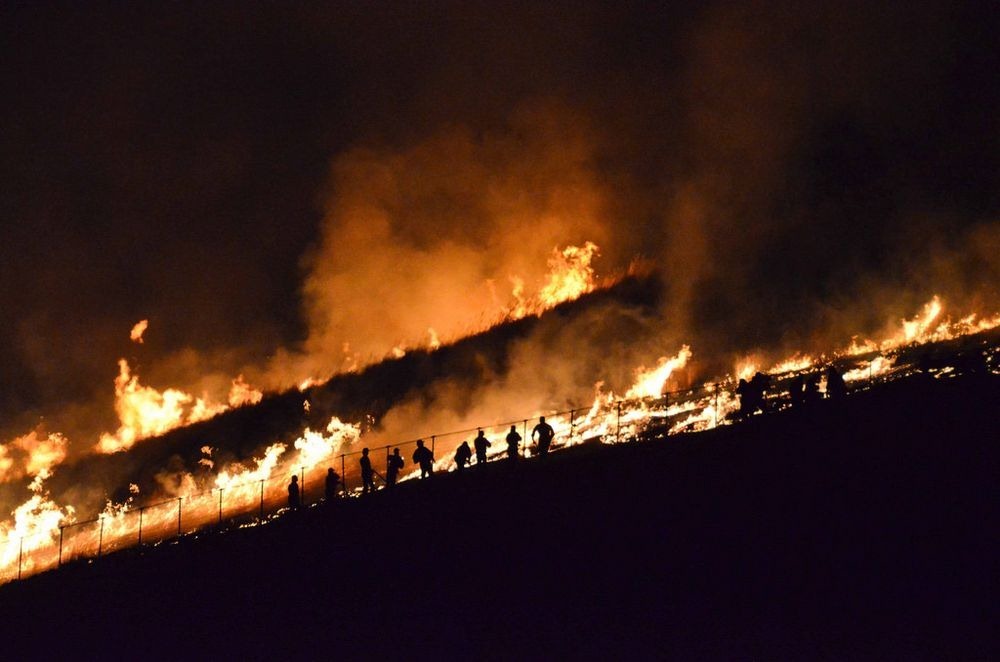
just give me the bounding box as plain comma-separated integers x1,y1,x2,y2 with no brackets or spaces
95,359,227,453
228,375,263,408
129,319,148,344
537,241,599,308
625,346,692,399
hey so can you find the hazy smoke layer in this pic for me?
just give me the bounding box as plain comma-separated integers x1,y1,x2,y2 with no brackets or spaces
2,1,997,448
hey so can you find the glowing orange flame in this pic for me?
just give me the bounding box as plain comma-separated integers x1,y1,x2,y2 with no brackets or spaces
95,359,226,453
625,346,692,399
228,374,263,408
130,319,148,344
538,241,599,307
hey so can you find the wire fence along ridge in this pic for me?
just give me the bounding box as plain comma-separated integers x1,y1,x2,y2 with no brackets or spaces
2,340,997,585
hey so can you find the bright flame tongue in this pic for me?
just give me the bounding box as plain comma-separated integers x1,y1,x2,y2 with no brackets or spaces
538,241,599,307
96,359,225,454
508,242,600,320
626,346,692,399
130,319,148,344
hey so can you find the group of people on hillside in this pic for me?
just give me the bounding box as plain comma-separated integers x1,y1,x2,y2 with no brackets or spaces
287,416,556,508
736,364,846,419
292,363,847,507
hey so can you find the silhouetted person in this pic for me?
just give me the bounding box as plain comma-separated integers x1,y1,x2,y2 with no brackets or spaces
736,378,753,418
474,429,491,466
825,365,846,399
360,447,375,494
788,375,806,407
803,374,822,404
505,425,522,461
454,441,472,471
750,372,771,412
532,416,555,457
287,474,300,510
386,448,404,487
325,467,340,501
413,439,434,478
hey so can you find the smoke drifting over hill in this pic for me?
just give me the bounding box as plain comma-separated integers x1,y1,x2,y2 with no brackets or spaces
1,2,997,452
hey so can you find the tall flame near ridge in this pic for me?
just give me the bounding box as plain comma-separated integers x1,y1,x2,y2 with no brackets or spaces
508,242,600,320
626,346,693,399
95,359,225,453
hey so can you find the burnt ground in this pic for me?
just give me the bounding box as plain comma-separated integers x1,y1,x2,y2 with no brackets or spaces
0,372,997,660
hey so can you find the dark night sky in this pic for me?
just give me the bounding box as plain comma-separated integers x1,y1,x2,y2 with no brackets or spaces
1,1,997,432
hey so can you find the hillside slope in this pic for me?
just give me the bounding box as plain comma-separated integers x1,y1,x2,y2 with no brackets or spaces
1,373,997,659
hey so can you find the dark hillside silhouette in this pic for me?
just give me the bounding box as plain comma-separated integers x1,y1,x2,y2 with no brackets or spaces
1,372,996,659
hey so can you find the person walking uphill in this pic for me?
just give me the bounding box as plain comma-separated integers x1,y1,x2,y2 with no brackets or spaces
386,448,404,487
474,429,491,466
532,416,555,457
360,447,375,494
413,439,434,478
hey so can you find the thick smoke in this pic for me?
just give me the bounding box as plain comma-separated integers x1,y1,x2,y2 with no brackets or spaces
1,1,997,513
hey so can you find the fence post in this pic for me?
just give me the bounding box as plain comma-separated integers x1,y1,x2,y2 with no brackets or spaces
58,526,64,568
714,383,719,428
570,409,576,442
177,497,182,536
259,480,265,520
616,401,622,443
138,507,145,546
218,488,223,525
98,517,105,558
431,435,436,457
300,467,305,505
17,537,23,580
522,419,528,456
340,455,346,495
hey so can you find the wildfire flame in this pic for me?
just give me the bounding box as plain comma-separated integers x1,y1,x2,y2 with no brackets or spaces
625,346,692,399
130,319,148,344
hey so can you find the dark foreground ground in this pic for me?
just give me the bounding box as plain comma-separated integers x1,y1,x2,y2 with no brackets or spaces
1,374,997,660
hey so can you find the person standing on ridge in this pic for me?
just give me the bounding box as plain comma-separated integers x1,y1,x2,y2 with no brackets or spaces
386,448,404,487
473,429,491,466
505,425,522,461
532,416,555,457
287,474,301,510
360,447,375,494
413,439,434,478
825,365,846,399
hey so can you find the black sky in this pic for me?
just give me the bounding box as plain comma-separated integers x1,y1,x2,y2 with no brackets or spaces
1,1,997,431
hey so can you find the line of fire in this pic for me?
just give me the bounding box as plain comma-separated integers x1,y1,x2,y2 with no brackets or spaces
2,251,997,585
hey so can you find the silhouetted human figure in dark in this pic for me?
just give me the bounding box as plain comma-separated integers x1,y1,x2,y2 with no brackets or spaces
505,425,522,461
750,372,771,412
287,474,300,510
803,374,822,404
787,375,806,407
825,365,846,399
325,467,340,501
360,447,375,494
736,378,754,418
386,448,404,487
532,416,555,457
413,439,434,478
474,429,491,466
454,441,472,471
